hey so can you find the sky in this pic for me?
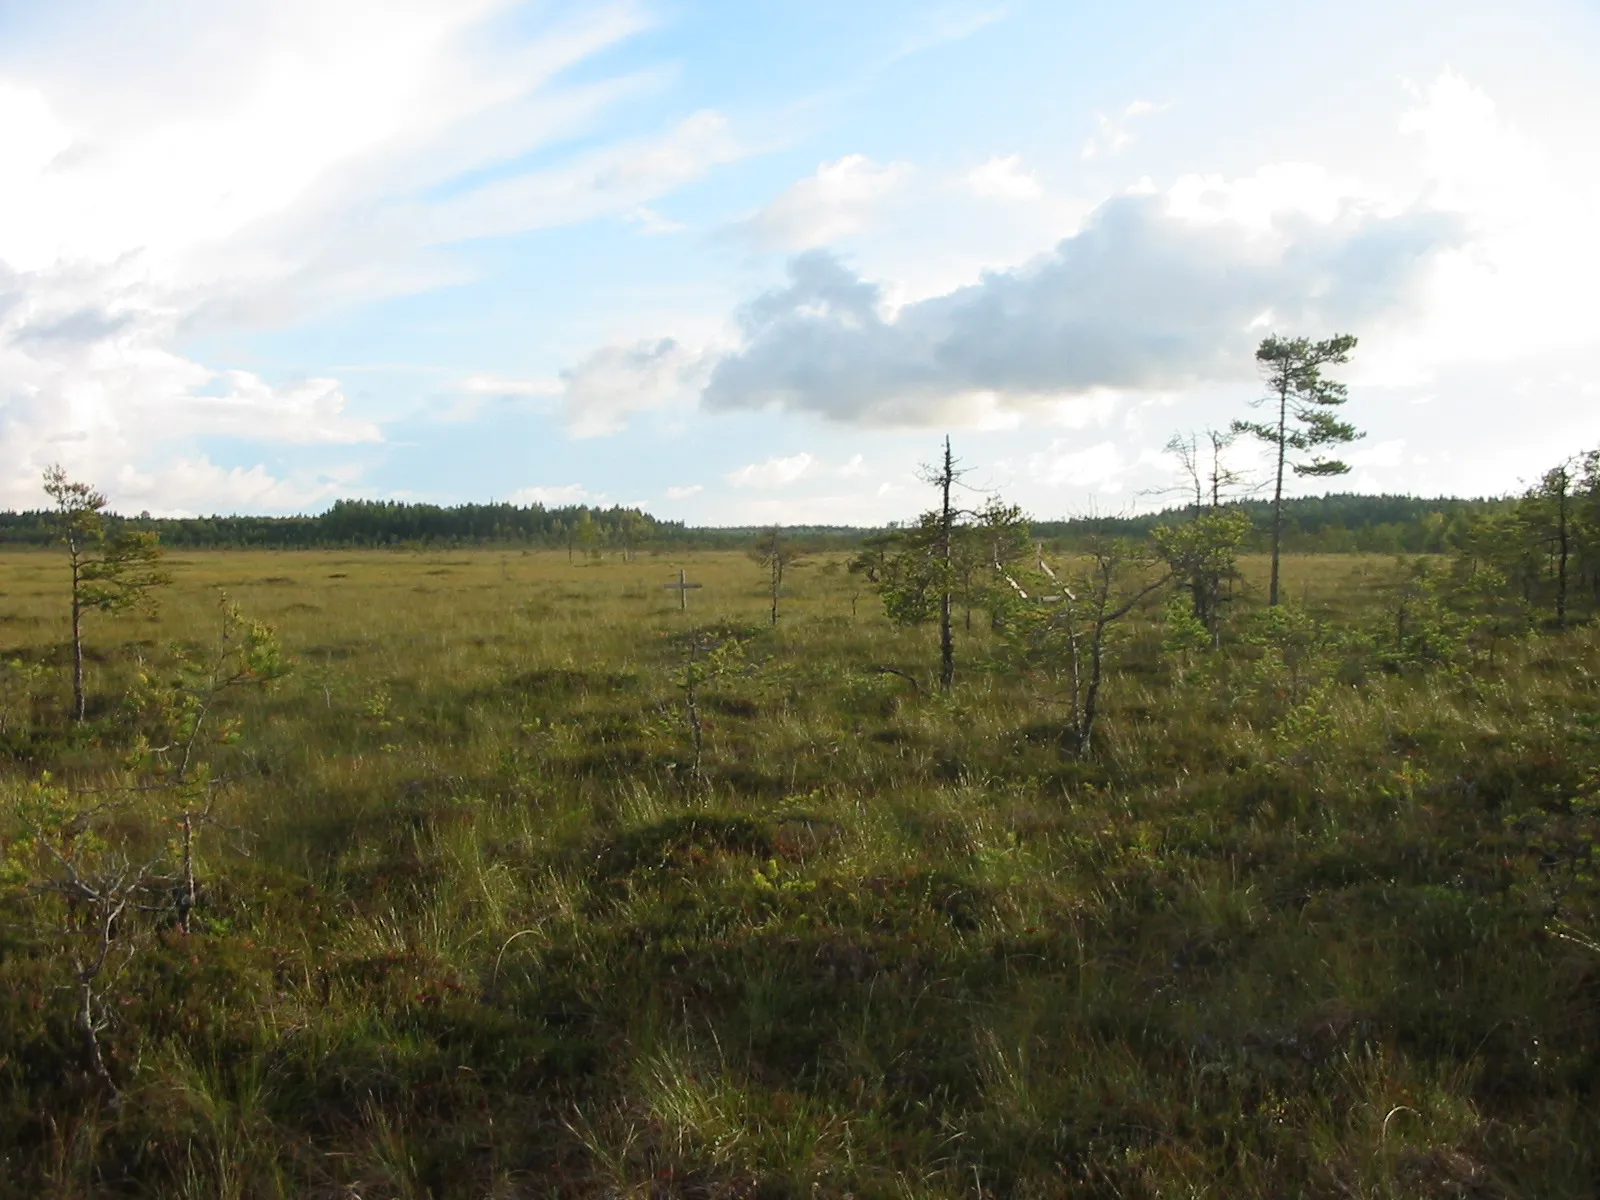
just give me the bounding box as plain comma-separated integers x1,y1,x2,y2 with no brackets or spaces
1,0,1597,524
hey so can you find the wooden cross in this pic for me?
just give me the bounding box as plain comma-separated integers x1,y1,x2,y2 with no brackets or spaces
664,568,703,610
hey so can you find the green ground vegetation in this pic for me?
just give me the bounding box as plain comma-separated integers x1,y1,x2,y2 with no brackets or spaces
0,537,1597,1197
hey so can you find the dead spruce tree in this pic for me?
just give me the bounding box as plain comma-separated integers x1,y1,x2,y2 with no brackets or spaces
1165,427,1249,516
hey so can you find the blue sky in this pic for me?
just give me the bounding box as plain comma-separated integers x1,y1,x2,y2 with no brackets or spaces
1,0,1597,522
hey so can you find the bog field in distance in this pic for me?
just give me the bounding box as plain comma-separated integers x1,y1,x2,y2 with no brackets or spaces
0,544,1597,1198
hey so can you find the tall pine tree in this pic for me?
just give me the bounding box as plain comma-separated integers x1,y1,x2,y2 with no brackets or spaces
1233,333,1361,605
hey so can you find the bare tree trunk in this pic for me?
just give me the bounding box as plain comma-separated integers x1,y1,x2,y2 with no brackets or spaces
1066,608,1083,737
939,437,955,691
1269,382,1288,607
1557,477,1570,629
1076,561,1115,755
1079,625,1108,757
77,975,116,1102
179,812,196,936
70,545,86,722
76,901,126,1108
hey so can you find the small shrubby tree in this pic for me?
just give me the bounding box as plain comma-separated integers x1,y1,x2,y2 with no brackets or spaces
853,439,1030,690
125,594,290,933
576,510,602,561
618,510,651,562
670,626,750,791
966,497,1033,632
1526,460,1576,629
1457,508,1541,605
1152,507,1252,647
1450,447,1600,631
1244,603,1351,701
851,513,946,628
1374,557,1468,672
4,597,287,1104
1576,449,1600,608
846,529,902,620
750,527,805,626
1452,561,1532,668
1157,427,1252,646
43,466,172,720
5,776,154,1105
994,540,1169,756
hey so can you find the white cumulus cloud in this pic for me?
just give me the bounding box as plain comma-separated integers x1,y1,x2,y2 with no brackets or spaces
1350,438,1406,469
961,154,1043,202
702,182,1459,426
560,338,710,438
0,260,381,506
1365,70,1600,381
510,483,603,507
726,452,815,488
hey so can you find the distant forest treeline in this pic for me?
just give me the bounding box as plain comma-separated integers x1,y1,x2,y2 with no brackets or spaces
0,492,1510,554
1039,493,1508,555
0,499,681,552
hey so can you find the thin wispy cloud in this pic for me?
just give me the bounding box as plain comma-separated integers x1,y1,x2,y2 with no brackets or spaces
459,375,563,398
732,154,912,251
1082,99,1170,159
0,1,719,509
888,6,1008,64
